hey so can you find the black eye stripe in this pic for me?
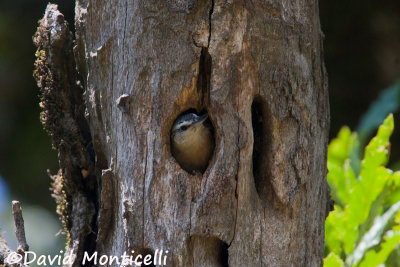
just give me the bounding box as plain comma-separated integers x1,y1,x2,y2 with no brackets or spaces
181,125,188,131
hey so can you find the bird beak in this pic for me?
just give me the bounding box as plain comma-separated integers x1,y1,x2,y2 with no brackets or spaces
193,113,208,126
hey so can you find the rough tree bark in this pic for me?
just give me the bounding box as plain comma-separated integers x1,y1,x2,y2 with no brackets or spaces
33,0,329,266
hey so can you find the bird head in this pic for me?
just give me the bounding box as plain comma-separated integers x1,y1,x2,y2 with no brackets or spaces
171,113,208,144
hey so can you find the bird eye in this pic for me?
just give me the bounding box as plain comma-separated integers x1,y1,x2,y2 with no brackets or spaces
181,125,188,131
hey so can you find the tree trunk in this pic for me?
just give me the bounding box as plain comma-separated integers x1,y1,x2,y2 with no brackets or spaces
34,0,329,266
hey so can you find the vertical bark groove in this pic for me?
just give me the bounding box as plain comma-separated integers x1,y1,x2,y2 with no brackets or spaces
251,96,272,203
197,48,212,108
208,0,214,47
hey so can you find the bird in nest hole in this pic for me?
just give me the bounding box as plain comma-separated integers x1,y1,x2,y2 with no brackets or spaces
171,112,214,174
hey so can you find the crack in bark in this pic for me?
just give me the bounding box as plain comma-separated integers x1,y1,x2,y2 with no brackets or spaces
122,2,128,67
228,96,241,250
260,208,265,266
207,0,214,47
197,48,212,108
189,199,192,236
143,137,148,247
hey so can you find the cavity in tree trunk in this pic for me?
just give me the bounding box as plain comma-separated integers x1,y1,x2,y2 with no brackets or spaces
33,0,330,266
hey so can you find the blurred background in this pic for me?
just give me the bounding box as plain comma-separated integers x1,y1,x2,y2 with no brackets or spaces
0,0,74,259
0,0,399,263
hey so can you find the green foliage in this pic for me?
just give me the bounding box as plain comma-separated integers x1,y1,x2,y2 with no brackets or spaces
325,253,345,267
325,114,400,266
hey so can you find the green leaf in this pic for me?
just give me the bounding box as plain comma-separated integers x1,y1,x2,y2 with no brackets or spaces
384,171,400,206
325,114,400,266
325,115,396,259
346,201,400,266
359,185,390,239
325,205,345,255
359,229,400,267
324,252,345,267
327,127,358,206
361,114,394,172
340,114,394,255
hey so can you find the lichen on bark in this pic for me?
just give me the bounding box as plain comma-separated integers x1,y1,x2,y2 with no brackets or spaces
33,4,97,265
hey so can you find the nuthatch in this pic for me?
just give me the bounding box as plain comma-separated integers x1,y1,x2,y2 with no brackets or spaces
171,112,214,174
